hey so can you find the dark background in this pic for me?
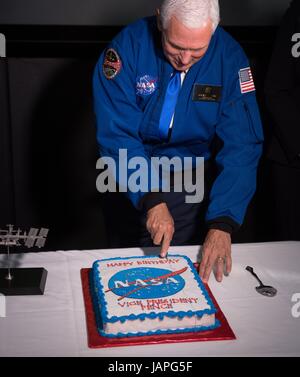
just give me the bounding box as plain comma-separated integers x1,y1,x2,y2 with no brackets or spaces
0,0,292,251
0,0,290,26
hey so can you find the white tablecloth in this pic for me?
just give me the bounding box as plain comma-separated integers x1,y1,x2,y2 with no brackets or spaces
0,242,300,357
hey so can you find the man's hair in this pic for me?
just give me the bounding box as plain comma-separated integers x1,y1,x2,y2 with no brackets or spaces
160,0,220,32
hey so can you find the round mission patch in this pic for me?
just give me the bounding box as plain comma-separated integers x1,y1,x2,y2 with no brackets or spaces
103,48,122,79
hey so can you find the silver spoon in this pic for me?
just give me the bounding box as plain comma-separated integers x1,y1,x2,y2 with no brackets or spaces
245,266,277,297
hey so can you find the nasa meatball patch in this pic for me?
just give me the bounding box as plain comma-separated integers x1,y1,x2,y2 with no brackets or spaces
136,75,158,96
103,48,122,80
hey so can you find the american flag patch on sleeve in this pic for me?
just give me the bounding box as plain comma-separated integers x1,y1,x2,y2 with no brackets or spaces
239,67,255,94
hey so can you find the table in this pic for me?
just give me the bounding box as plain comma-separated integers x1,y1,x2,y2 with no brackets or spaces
0,242,300,357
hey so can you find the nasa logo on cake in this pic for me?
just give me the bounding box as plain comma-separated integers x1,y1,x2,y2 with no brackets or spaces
136,75,158,96
106,267,187,300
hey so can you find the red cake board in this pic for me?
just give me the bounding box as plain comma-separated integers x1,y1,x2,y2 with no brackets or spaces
81,267,236,348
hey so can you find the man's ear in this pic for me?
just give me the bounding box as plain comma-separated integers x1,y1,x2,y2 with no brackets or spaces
156,8,162,31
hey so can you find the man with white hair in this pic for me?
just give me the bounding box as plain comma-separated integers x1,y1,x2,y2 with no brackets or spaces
93,0,263,282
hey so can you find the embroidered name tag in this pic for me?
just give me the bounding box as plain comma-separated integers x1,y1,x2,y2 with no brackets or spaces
192,84,222,102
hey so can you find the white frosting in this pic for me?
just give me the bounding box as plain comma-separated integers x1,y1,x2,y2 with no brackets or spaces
93,255,216,336
105,313,215,335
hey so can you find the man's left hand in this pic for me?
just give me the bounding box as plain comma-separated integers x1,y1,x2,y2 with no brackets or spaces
199,229,232,283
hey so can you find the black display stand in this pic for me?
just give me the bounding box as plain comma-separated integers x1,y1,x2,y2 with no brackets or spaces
0,268,47,296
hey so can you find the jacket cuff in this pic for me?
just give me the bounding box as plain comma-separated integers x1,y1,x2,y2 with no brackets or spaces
206,216,240,234
138,192,166,212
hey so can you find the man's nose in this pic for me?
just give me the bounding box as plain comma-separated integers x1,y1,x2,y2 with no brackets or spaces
179,50,192,65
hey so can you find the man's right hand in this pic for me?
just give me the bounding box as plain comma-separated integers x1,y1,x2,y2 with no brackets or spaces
146,202,174,257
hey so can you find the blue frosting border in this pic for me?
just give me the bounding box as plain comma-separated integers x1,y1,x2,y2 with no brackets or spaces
91,254,220,337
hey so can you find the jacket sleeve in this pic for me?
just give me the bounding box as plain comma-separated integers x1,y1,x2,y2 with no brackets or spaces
205,46,264,228
264,1,300,163
93,35,160,209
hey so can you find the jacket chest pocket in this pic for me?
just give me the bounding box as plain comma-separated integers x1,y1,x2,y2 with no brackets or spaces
192,100,220,127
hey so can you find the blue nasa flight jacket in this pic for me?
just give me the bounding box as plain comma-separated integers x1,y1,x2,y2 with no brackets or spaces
93,16,264,229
